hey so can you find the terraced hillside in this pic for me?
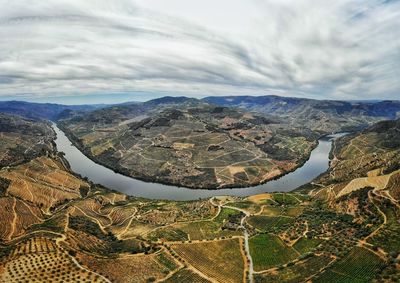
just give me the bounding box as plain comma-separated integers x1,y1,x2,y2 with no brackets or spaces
0,113,55,167
301,118,400,191
0,113,399,282
59,98,317,189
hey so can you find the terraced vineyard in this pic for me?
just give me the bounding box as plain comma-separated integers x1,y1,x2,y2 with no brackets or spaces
254,255,334,283
76,252,178,283
172,239,245,283
247,215,294,232
162,268,210,283
0,111,399,282
1,156,88,213
147,207,242,241
292,237,322,254
314,247,385,283
249,234,299,271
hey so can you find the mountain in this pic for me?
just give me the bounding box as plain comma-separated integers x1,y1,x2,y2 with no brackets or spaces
2,96,399,133
203,96,400,133
0,101,108,120
59,100,318,189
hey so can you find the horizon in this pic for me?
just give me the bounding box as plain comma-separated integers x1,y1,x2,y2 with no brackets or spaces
0,93,396,106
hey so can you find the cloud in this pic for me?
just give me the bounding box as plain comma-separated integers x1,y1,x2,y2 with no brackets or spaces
0,0,399,101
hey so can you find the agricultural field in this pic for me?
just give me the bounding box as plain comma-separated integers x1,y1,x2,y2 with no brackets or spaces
247,215,294,232
0,237,109,283
225,200,263,214
0,197,43,241
162,268,210,283
314,247,385,283
175,221,241,241
249,234,299,271
214,207,243,223
0,156,89,213
292,237,322,254
171,239,245,283
148,207,243,242
272,193,301,206
76,251,179,283
147,227,189,242
254,254,333,283
0,113,399,282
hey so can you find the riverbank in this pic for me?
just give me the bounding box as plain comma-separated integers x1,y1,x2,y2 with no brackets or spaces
53,123,343,200
58,122,322,190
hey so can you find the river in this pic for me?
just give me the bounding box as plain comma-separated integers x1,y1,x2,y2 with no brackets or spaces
52,123,346,200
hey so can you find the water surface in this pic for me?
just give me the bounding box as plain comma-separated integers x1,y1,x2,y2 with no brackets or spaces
53,123,345,200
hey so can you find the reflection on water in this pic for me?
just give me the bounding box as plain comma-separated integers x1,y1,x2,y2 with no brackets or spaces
52,123,346,200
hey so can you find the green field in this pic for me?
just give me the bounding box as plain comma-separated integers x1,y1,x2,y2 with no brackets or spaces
254,255,333,283
293,237,322,254
247,215,294,231
314,247,385,283
214,208,242,224
163,268,210,283
259,206,284,216
156,252,179,272
284,206,305,217
249,234,299,271
172,239,244,283
148,228,189,242
272,194,300,206
177,221,241,241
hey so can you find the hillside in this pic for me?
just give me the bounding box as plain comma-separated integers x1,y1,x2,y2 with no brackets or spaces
0,116,399,282
298,118,400,192
0,101,107,120
0,113,55,167
58,99,318,189
203,96,400,133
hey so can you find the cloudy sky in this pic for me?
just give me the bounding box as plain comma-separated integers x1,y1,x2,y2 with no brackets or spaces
0,0,399,104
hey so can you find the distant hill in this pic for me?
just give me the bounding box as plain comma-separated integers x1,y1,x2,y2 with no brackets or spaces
2,95,400,133
68,96,205,124
0,101,108,120
203,95,400,133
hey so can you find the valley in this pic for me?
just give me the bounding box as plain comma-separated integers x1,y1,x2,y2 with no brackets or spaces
0,98,399,282
52,122,341,200
56,96,400,190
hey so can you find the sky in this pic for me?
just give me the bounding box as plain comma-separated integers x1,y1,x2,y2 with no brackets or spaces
0,0,399,104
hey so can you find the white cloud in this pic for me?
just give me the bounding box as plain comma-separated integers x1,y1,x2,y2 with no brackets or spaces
0,0,399,101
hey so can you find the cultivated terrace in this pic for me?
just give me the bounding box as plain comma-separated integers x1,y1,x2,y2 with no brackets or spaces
0,113,398,282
